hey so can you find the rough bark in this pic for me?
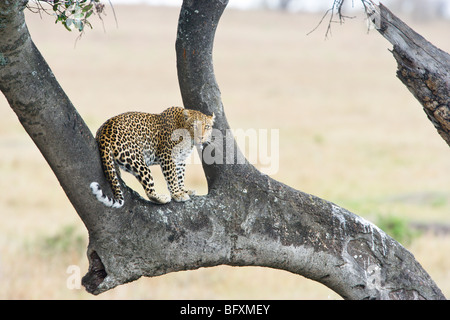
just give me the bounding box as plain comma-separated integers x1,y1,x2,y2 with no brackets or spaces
366,2,450,146
0,0,445,299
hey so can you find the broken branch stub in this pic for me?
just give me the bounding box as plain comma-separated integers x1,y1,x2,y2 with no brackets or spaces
366,2,450,146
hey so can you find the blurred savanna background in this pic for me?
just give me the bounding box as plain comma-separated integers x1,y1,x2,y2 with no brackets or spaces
0,0,449,299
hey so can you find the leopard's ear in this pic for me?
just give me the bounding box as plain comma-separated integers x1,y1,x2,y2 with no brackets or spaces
211,112,215,122
183,109,191,121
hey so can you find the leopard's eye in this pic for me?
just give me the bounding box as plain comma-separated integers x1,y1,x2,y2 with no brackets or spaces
205,125,211,130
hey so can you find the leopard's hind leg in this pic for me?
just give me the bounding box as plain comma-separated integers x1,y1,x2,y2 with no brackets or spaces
120,155,171,205
91,142,124,208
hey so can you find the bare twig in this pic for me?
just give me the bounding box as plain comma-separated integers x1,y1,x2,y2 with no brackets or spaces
107,0,119,29
307,0,356,38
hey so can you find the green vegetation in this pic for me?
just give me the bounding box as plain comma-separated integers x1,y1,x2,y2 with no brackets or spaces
376,215,420,245
38,224,86,255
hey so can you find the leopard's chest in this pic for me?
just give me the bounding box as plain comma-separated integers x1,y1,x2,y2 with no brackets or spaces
171,143,194,163
140,130,193,166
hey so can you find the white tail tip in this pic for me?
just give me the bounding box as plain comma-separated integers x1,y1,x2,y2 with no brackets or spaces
90,182,124,208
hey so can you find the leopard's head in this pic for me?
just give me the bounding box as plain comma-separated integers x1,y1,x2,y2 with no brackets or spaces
183,109,215,148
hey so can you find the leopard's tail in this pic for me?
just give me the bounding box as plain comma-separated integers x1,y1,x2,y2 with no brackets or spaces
90,182,124,208
90,139,124,208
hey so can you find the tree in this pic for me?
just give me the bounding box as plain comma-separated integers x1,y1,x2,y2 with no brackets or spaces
0,0,447,299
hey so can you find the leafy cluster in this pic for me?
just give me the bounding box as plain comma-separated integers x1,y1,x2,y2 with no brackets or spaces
30,0,106,32
54,0,104,32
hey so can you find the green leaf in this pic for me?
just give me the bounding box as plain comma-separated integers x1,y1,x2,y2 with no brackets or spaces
62,21,73,32
85,10,93,19
82,4,93,12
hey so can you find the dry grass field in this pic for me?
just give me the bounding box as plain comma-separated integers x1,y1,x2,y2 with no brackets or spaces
0,5,449,299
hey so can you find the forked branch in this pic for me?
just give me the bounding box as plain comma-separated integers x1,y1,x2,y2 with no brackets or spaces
0,0,445,299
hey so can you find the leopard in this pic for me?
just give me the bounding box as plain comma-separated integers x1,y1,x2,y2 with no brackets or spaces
90,106,215,208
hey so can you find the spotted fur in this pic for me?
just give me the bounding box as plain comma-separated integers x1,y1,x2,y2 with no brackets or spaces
90,106,215,208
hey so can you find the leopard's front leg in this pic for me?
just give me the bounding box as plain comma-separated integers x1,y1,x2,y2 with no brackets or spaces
129,157,171,204
161,159,191,202
176,161,196,198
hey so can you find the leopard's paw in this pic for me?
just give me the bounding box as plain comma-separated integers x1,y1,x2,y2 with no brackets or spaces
148,193,171,204
172,191,191,202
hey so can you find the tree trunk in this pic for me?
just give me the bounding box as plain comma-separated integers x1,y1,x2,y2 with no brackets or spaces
0,0,445,300
366,2,450,146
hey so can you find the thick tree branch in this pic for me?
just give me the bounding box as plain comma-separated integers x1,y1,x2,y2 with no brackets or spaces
365,2,450,146
0,0,102,230
0,0,445,299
